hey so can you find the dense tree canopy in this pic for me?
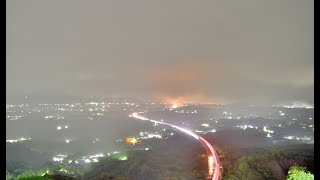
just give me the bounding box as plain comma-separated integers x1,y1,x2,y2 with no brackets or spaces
286,166,314,180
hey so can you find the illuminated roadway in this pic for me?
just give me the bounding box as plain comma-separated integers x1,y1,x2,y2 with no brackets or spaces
131,112,220,180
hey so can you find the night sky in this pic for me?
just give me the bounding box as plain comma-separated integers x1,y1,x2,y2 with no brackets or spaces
7,0,313,105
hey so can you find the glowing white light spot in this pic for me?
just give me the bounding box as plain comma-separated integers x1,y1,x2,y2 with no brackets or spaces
201,123,209,127
6,140,17,143
53,157,63,162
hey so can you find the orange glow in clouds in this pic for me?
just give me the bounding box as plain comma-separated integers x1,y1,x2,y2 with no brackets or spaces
162,96,185,108
147,63,224,108
158,95,223,108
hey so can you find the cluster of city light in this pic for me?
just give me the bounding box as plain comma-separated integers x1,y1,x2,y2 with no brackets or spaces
57,154,68,157
53,157,64,162
82,153,106,163
7,104,15,108
147,134,162,139
6,139,18,143
279,111,285,116
112,151,119,154
138,131,163,139
165,107,199,114
173,109,186,113
7,115,23,121
236,125,257,130
59,168,69,173
125,137,143,145
172,109,198,114
263,127,274,138
7,101,148,116
52,151,125,165
57,125,69,130
45,115,64,119
201,123,209,127
52,154,68,163
6,137,31,143
281,104,314,109
284,136,312,141
83,158,91,163
235,125,275,137
263,127,274,133
89,154,105,158
86,102,137,106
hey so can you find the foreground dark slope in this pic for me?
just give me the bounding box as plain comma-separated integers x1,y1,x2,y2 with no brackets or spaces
7,129,313,180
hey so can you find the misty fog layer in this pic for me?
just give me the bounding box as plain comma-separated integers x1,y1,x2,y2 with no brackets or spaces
6,0,313,105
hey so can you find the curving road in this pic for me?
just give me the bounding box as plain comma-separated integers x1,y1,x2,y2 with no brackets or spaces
131,112,220,180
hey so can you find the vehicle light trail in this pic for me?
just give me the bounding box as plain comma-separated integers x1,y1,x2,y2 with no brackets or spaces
131,112,220,180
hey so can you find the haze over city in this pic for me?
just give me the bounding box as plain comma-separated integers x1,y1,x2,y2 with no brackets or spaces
6,0,313,180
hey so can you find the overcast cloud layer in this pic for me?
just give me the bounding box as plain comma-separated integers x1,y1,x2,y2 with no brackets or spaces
6,0,313,105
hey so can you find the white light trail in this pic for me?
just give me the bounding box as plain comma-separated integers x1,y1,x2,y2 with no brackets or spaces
131,112,220,180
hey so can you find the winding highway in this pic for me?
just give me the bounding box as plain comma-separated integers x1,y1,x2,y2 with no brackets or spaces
131,112,220,180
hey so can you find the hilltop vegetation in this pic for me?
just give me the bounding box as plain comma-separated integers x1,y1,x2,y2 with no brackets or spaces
6,130,313,180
